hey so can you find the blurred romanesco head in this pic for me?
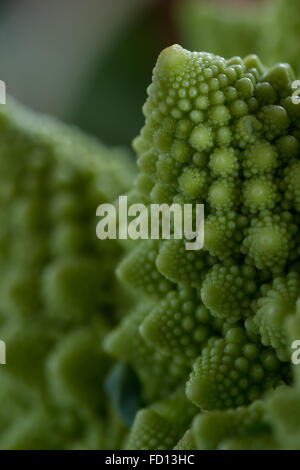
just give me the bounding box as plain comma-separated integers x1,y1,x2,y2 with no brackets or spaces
0,99,136,449
104,44,300,449
176,0,267,61
178,0,300,77
267,0,300,76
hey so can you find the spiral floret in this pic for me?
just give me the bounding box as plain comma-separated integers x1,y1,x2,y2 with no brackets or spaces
140,286,213,363
242,212,296,273
186,327,283,410
201,264,258,322
254,272,300,361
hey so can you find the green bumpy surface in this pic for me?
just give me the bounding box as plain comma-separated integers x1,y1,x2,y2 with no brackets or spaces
0,99,136,449
188,298,300,450
105,45,300,449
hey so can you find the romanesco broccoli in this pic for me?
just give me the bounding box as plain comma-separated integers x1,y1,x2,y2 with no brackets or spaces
105,44,300,450
0,99,135,449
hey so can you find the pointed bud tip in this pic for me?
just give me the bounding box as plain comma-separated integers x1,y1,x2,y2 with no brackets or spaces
156,44,188,75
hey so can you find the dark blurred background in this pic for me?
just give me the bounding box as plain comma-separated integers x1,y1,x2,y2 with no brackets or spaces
0,0,280,148
0,0,178,147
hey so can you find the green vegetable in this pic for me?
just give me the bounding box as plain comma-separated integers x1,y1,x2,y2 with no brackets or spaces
176,0,267,60
0,99,135,449
178,0,300,76
105,45,300,449
267,0,300,76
